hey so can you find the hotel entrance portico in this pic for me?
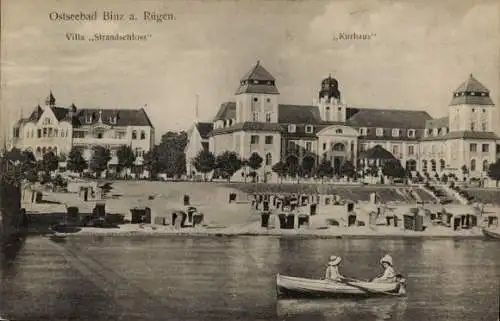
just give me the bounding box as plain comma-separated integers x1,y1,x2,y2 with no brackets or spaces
316,125,358,174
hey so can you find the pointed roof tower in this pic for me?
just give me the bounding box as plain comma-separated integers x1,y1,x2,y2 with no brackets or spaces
235,60,279,95
45,90,56,107
450,74,494,106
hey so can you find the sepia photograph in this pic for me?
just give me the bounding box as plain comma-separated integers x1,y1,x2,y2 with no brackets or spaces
0,0,499,320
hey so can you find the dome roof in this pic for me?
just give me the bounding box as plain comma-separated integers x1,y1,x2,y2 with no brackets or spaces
321,74,338,88
319,74,341,100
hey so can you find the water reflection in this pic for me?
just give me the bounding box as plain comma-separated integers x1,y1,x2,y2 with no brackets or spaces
277,297,408,321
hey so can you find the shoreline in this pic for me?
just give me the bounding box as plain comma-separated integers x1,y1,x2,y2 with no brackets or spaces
44,226,487,240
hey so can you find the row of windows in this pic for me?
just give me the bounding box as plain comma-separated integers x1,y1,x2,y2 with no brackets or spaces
359,127,416,138
250,135,274,145
23,128,70,139
422,159,488,172
425,127,449,137
469,121,488,132
469,143,490,153
288,124,314,134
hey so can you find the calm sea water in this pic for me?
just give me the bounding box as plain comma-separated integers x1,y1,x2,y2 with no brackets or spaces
0,235,499,321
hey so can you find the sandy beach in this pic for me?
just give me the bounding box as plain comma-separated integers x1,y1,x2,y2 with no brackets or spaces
23,180,497,239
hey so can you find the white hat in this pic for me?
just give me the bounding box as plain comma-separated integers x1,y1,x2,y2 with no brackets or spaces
380,254,393,266
328,255,342,266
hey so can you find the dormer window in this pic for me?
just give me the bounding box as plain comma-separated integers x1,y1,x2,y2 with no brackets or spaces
359,127,367,136
481,93,486,97
288,124,296,133
335,128,343,134
305,125,313,134
392,128,400,137
376,128,383,137
441,128,447,135
407,129,415,137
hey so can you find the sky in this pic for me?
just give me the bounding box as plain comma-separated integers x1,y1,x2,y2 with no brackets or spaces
1,0,499,143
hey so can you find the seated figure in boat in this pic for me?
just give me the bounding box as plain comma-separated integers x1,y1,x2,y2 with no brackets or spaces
325,255,344,281
372,254,396,283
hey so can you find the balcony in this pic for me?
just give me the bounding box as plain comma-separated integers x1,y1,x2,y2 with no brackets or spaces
73,137,129,147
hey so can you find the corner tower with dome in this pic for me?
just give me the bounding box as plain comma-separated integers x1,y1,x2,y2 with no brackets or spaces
187,61,498,183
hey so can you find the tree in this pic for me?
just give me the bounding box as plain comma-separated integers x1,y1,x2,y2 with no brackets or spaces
272,161,288,183
116,145,136,177
215,151,242,182
382,159,406,182
301,156,316,177
461,165,469,181
316,160,334,183
192,150,216,180
247,152,263,182
5,148,24,164
368,164,379,177
67,147,88,175
42,151,59,174
340,160,356,180
144,146,164,179
487,161,500,187
89,146,111,178
157,131,188,178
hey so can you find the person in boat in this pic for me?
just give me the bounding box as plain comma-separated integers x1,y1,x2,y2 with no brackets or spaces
372,254,396,283
325,255,344,281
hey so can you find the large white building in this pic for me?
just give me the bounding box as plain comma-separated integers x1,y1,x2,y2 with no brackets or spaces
186,61,499,181
11,92,155,172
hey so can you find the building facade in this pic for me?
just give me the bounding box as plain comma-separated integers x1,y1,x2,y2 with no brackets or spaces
186,61,499,182
11,92,155,172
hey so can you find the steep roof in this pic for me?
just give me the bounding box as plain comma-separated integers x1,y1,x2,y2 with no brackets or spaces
74,108,153,127
240,61,275,81
454,74,489,93
425,116,448,129
450,74,494,106
213,102,236,121
346,108,432,129
235,61,280,95
212,102,432,131
360,145,396,160
195,122,213,139
278,105,321,124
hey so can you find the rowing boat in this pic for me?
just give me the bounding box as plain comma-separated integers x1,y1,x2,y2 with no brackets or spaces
482,228,500,240
276,274,406,298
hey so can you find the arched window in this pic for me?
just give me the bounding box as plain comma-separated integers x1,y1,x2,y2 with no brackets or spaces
42,147,47,155
132,130,137,139
439,159,445,171
422,160,428,172
470,159,476,171
332,143,345,152
483,160,488,171
36,147,41,156
53,147,57,155
430,160,436,172
265,153,272,166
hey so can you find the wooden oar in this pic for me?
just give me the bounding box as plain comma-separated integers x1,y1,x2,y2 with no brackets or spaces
337,277,404,297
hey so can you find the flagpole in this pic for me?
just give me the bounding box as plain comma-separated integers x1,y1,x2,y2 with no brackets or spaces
195,94,199,123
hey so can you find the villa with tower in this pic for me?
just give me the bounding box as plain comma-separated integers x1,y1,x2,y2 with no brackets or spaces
186,61,499,182
10,92,155,173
